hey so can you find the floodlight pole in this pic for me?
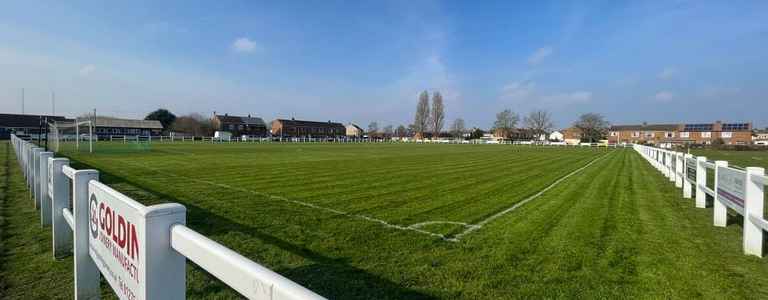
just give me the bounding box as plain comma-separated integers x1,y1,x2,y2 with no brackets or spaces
76,117,79,150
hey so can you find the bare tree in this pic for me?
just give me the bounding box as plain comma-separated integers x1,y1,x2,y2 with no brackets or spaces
430,91,445,137
450,118,465,139
414,91,430,137
493,109,519,138
367,121,379,138
383,125,394,138
524,110,554,141
395,125,407,137
171,113,213,136
573,113,609,142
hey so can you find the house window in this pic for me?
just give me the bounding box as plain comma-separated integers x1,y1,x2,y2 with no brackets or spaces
610,131,617,137
632,131,640,137
702,132,711,138
680,132,689,138
645,131,654,138
721,132,732,138
665,132,674,138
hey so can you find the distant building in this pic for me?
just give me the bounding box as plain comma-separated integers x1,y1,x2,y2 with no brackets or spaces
93,116,163,137
549,131,564,141
608,121,752,145
753,129,768,145
346,123,363,137
561,127,583,145
0,113,69,138
211,113,268,137
271,118,346,137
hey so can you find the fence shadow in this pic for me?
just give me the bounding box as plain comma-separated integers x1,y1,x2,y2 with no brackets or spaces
69,160,437,300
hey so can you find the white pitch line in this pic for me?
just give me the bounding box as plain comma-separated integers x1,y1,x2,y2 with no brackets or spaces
116,151,610,242
119,160,457,241
452,151,611,240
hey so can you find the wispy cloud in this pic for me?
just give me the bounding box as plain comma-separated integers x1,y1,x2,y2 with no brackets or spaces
654,91,675,101
231,37,258,53
79,64,96,76
658,67,678,80
501,80,591,106
527,46,554,65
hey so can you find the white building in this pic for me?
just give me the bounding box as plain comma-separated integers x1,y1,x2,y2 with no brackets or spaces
345,123,363,137
548,131,564,141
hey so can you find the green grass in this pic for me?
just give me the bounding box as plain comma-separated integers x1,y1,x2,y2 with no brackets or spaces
4,142,768,299
691,149,768,170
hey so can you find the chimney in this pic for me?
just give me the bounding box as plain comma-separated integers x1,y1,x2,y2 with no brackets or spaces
248,114,251,118
225,113,228,116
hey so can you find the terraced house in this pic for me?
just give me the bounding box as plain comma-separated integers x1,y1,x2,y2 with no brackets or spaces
608,121,752,145
271,118,346,138
211,113,268,137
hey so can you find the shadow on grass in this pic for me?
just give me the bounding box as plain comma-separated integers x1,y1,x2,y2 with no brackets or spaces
68,160,436,300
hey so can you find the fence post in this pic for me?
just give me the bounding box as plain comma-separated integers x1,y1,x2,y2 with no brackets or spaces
39,151,54,226
743,167,765,257
683,154,693,198
695,156,707,208
668,152,675,183
675,152,683,188
31,147,42,207
713,160,729,227
72,170,101,299
50,157,73,258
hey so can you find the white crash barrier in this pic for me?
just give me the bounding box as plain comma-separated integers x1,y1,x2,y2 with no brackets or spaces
9,134,326,300
634,144,766,257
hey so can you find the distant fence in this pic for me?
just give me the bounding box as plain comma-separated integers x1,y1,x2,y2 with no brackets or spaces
72,134,625,147
634,144,768,257
10,134,326,300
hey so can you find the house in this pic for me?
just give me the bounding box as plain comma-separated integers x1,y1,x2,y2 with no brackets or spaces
271,118,346,138
92,116,163,137
754,129,768,145
548,131,564,141
608,121,752,145
211,113,268,137
0,113,70,139
346,123,364,137
561,127,583,145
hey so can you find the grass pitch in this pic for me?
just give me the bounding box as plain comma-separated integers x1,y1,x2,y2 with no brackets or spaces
4,142,768,299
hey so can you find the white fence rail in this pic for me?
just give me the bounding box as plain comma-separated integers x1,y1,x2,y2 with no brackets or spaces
10,134,326,300
634,144,766,257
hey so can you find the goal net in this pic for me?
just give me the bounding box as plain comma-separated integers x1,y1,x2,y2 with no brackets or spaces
50,120,94,153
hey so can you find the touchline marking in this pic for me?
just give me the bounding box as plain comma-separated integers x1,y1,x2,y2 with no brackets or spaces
452,151,611,240
117,151,610,242
119,160,456,241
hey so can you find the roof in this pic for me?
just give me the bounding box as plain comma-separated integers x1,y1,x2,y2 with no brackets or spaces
214,114,266,127
93,117,163,129
275,119,345,128
215,115,267,127
346,123,363,130
0,113,69,128
610,124,679,131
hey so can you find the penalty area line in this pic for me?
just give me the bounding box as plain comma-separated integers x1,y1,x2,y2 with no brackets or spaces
452,151,613,240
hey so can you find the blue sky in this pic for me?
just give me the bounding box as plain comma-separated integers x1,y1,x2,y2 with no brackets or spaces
1,0,766,129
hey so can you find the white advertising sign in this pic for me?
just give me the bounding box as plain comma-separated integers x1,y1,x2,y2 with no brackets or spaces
88,183,146,300
717,166,746,208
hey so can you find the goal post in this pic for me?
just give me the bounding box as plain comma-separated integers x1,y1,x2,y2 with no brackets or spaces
50,119,94,153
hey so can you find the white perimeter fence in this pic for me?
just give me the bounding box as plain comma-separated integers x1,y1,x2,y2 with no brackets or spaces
64,134,626,147
10,134,326,300
634,144,768,257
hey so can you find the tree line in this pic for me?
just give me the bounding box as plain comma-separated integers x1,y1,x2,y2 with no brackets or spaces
144,92,610,142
